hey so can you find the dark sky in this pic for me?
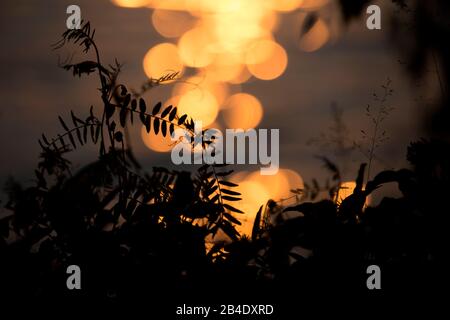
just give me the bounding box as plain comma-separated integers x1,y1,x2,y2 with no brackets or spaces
0,0,434,202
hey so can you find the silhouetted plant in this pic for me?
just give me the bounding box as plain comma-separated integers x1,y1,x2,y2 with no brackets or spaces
307,79,395,205
0,22,249,301
45,21,244,243
0,20,446,305
356,78,395,181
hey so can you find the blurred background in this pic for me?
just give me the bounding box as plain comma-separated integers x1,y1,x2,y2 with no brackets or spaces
0,0,442,231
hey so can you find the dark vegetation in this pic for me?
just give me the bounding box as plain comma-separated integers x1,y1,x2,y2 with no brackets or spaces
1,0,449,314
336,0,450,135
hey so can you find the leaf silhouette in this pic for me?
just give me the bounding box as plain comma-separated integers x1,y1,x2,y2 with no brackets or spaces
161,121,167,137
222,195,242,202
119,107,127,127
223,212,242,225
58,116,69,131
153,118,160,135
178,114,187,125
219,180,238,187
252,205,263,241
152,102,162,115
145,115,151,133
161,105,172,118
221,189,241,196
169,107,177,121
223,203,244,214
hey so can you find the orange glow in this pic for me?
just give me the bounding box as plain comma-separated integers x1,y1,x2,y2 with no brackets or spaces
111,0,150,8
205,55,245,82
111,0,319,146
230,170,249,183
206,121,223,131
247,168,303,201
141,125,174,152
248,171,290,200
247,41,288,80
337,181,371,205
267,0,304,12
282,169,305,191
299,18,329,52
228,66,252,84
260,11,279,32
143,43,184,79
230,168,304,235
151,9,195,38
298,0,329,10
178,27,213,67
210,2,268,52
245,38,277,65
337,181,356,202
146,0,193,11
234,180,271,235
173,75,230,106
178,90,219,126
222,93,263,129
